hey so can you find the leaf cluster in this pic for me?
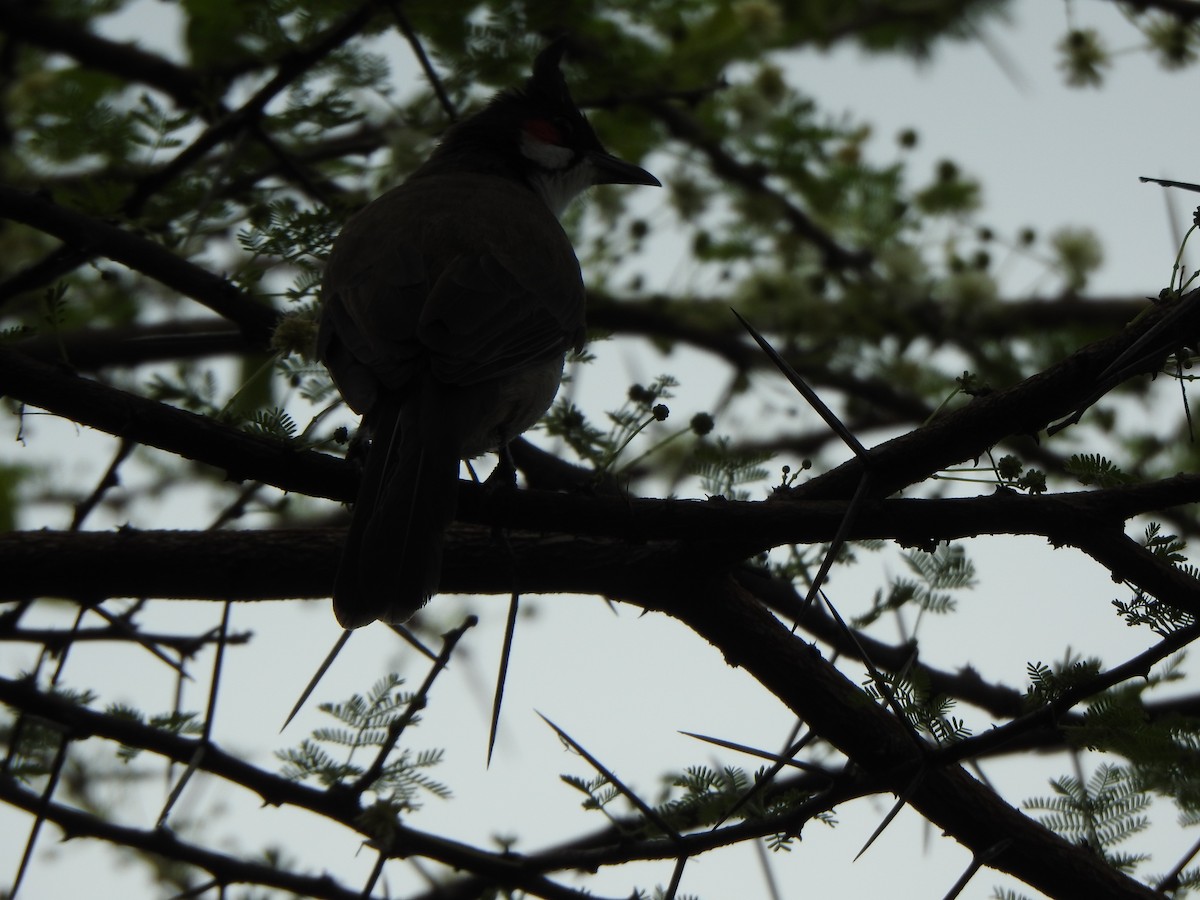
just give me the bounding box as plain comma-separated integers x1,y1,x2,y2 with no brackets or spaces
1024,764,1152,873
277,674,450,811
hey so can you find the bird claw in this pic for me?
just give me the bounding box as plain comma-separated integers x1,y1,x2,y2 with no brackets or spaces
483,443,518,493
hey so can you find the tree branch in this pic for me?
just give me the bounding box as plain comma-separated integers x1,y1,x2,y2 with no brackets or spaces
0,189,277,343
0,0,233,108
4,480,1200,608
117,0,381,213
0,346,348,500
15,319,251,370
1112,0,1200,21
638,575,1160,899
0,674,803,899
788,286,1200,501
638,98,872,271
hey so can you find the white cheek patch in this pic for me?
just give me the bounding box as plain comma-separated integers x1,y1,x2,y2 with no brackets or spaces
530,161,596,218
520,132,575,171
519,133,596,218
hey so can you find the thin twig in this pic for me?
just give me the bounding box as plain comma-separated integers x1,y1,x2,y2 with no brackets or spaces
351,616,477,795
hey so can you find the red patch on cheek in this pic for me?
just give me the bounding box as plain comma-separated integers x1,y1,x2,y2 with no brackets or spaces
523,118,562,145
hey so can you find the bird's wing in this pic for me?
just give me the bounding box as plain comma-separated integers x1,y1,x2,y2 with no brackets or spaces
319,174,586,401
319,242,430,414
417,248,584,386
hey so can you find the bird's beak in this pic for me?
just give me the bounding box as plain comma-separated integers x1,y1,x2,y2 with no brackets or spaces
590,150,661,187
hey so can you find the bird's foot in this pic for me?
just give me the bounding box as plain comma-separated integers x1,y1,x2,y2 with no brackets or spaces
484,443,518,493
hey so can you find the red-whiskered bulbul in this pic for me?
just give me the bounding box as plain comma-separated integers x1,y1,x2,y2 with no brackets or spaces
319,41,660,627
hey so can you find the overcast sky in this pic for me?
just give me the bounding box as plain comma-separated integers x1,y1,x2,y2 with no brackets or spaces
6,2,1200,899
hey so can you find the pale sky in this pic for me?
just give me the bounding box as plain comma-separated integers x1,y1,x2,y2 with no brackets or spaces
5,2,1199,899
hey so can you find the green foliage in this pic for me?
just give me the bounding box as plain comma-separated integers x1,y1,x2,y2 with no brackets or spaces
236,199,340,301
1142,15,1198,70
146,365,221,415
903,541,975,596
993,455,1047,494
689,436,773,499
913,159,982,216
1063,658,1200,815
1024,657,1104,708
105,705,203,762
561,771,622,817
854,542,975,629
1050,226,1104,293
0,461,34,530
1114,587,1196,638
1024,764,1152,872
564,760,830,849
935,454,1046,494
545,375,738,488
1065,453,1133,487
633,888,701,900
864,670,971,745
1110,524,1198,635
241,407,299,442
14,67,137,172
543,398,610,467
128,93,192,156
600,375,678,472
276,352,337,404
1143,521,1188,566
5,696,87,780
277,674,450,812
661,764,754,826
1058,28,1111,87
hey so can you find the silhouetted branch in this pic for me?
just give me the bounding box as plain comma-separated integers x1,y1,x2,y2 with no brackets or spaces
4,480,1200,605
638,575,1160,900
789,285,1200,502
0,675,838,899
0,189,278,343
1116,0,1200,21
638,98,872,271
0,346,349,499
118,0,382,213
16,319,252,370
0,0,233,108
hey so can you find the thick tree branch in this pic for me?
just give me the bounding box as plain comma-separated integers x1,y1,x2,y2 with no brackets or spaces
790,286,1200,501
0,346,349,500
590,291,1146,347
0,0,232,108
0,675,841,898
9,284,1200,543
638,575,1160,899
4,480,1200,607
15,319,251,370
0,779,369,900
0,189,278,343
1113,0,1200,21
0,3,377,306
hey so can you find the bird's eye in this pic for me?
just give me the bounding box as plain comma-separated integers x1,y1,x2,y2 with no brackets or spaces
551,116,574,139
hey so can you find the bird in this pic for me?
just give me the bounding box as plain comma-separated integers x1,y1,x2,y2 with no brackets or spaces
318,40,660,628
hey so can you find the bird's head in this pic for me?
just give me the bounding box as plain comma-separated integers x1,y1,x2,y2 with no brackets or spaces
427,39,660,216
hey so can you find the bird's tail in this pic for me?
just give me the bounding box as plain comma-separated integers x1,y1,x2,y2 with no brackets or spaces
333,384,461,627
